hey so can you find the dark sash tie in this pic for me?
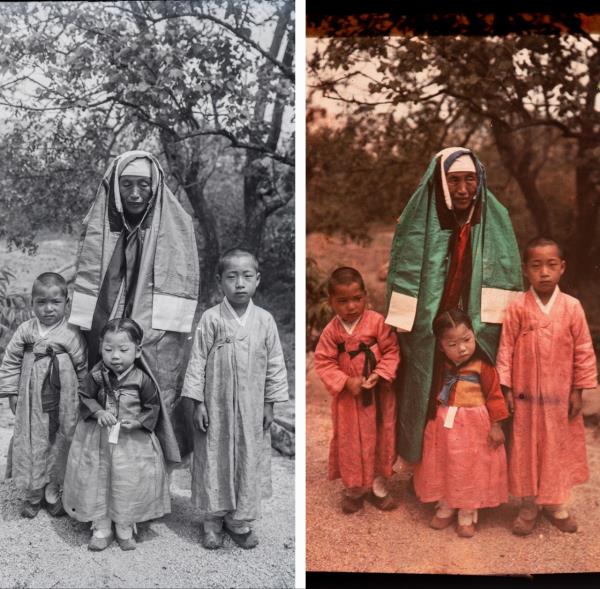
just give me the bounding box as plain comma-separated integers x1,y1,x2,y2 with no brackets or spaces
31,345,62,444
338,341,377,407
87,226,143,368
438,371,480,405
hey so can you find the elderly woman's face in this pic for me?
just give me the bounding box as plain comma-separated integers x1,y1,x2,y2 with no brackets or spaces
447,171,478,211
119,175,152,217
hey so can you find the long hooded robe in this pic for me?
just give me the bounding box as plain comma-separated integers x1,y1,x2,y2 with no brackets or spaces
0,318,87,492
180,301,288,521
385,147,522,462
69,151,198,460
495,289,598,504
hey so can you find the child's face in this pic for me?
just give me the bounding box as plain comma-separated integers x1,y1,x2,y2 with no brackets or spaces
32,285,67,327
524,244,565,297
439,323,476,366
101,331,141,375
329,282,366,324
119,175,152,217
218,254,261,309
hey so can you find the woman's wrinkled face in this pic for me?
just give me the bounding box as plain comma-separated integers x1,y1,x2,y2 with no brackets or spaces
119,175,152,217
446,171,478,211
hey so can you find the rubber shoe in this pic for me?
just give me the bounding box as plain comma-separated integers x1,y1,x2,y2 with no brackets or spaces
21,500,42,519
224,526,259,549
341,494,364,514
88,532,114,551
456,523,476,538
367,492,400,511
46,497,66,517
512,513,538,536
117,536,137,551
202,528,224,550
544,511,578,533
429,514,454,530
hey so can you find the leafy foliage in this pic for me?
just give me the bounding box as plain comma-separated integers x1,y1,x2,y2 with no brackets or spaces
0,0,294,302
306,257,332,350
309,33,600,277
0,269,31,357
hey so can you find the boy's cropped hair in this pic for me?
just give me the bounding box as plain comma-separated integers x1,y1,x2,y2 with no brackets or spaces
217,247,259,275
31,272,68,298
327,267,365,295
523,236,564,263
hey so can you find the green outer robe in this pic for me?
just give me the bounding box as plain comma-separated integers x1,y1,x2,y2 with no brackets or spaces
385,153,523,463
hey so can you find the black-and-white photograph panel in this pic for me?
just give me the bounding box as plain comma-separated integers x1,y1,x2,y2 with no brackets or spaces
0,2,295,587
306,7,600,580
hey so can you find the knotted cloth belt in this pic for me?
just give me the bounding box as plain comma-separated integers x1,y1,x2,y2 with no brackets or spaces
438,371,480,406
337,341,377,408
26,344,62,444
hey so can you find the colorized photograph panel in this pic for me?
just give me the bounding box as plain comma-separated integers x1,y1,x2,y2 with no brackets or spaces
306,10,600,576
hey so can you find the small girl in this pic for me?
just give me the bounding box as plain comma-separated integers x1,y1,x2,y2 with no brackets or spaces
413,309,509,538
314,267,400,513
63,318,171,551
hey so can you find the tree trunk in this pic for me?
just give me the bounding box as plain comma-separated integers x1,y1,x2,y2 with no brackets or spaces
570,136,600,281
160,129,220,305
492,125,552,236
243,0,293,253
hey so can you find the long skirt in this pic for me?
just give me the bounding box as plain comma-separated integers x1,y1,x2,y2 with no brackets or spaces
413,405,508,510
63,420,170,524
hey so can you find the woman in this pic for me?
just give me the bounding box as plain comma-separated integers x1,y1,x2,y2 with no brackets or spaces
70,150,200,460
385,146,522,463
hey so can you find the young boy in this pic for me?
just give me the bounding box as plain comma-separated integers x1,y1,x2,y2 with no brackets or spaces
181,248,288,549
0,272,87,517
314,267,400,513
496,237,598,535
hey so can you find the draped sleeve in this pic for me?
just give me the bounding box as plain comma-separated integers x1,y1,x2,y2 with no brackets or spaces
264,313,289,404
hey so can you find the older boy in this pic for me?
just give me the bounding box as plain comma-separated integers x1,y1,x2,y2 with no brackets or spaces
496,237,598,535
181,248,288,549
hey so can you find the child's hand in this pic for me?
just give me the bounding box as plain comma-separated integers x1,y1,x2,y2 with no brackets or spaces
96,410,118,428
569,389,583,419
263,402,274,430
8,396,17,415
120,419,142,431
362,372,380,390
488,422,505,448
345,376,364,396
193,402,209,433
502,387,514,414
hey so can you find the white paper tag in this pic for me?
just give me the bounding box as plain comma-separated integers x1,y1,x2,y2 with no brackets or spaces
108,422,121,444
443,406,458,429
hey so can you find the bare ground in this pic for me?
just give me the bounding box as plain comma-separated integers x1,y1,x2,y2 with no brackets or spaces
0,400,294,589
0,235,295,589
306,228,600,575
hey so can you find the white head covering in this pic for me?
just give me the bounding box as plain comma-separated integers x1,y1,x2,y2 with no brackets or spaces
120,157,152,177
447,154,476,174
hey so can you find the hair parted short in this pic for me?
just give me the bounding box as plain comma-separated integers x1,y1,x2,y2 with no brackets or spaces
100,317,144,346
327,267,366,296
432,308,474,340
217,247,259,275
31,272,68,299
523,236,564,263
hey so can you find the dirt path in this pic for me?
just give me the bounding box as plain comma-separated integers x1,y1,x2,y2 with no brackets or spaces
0,401,294,589
307,354,600,574
306,228,600,575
